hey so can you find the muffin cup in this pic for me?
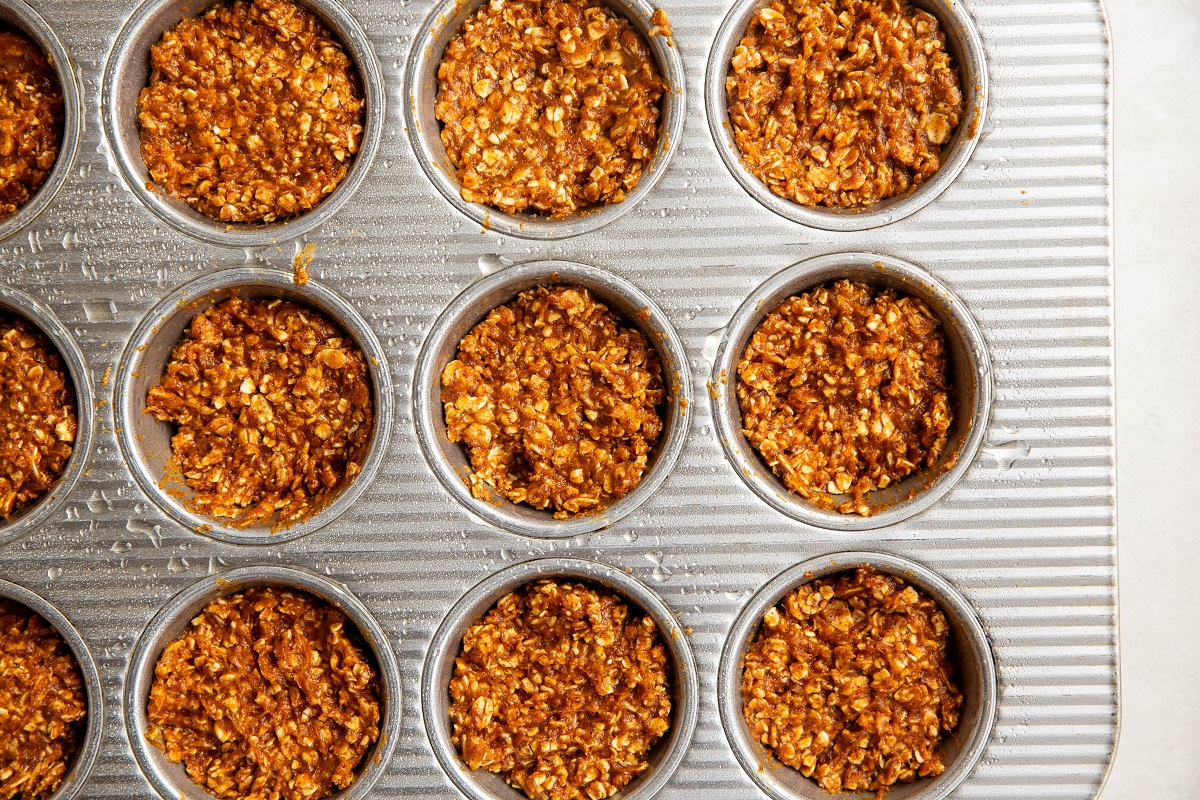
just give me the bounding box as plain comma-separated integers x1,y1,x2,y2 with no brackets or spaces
404,0,686,240
717,551,997,800
0,285,93,548
413,260,692,538
0,0,82,244
705,0,989,232
0,577,104,800
710,252,992,531
422,557,699,800
100,0,385,248
123,565,402,800
113,267,393,545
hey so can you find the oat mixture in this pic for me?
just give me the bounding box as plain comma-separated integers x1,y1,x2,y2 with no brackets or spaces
435,0,667,219
726,0,964,208
138,0,366,223
742,567,963,796
0,316,76,520
146,587,381,800
442,285,665,517
0,29,63,219
0,599,87,800
449,579,671,800
737,280,951,515
145,295,373,530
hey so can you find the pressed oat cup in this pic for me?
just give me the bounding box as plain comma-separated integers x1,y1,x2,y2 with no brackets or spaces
718,551,997,800
0,285,93,548
0,0,82,244
0,577,104,800
100,0,385,248
123,565,402,800
113,267,393,545
704,0,989,232
403,0,686,241
710,252,991,531
413,260,692,538
422,557,699,800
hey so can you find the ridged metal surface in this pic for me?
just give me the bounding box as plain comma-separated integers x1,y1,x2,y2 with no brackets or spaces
0,0,1115,797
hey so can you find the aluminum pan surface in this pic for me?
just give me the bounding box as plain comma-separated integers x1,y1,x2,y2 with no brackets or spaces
0,0,1115,799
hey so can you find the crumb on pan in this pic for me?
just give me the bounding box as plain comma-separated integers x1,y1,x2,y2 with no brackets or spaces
741,566,963,797
441,285,665,518
726,0,964,208
145,295,373,530
449,579,671,800
435,0,667,219
137,0,365,224
146,586,382,800
736,280,952,515
0,315,76,521
0,598,87,800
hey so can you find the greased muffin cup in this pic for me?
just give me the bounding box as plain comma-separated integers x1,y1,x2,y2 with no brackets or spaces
404,0,687,240
100,0,385,248
0,577,104,800
113,267,394,545
717,551,997,800
123,565,402,800
421,557,699,800
0,285,93,548
705,0,989,232
710,251,992,531
413,259,692,539
0,0,82,243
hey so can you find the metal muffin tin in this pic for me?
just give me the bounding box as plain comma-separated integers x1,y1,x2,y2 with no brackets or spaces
705,0,989,232
0,0,1117,798
123,565,403,800
717,551,997,800
101,0,386,248
422,557,699,800
710,251,992,532
414,259,692,539
404,0,687,240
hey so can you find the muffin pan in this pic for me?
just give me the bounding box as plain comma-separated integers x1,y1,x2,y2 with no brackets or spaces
0,0,1116,799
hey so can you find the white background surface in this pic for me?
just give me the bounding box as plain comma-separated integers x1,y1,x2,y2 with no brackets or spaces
1098,0,1200,796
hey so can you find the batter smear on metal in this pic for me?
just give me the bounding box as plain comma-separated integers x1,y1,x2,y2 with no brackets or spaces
449,579,671,800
